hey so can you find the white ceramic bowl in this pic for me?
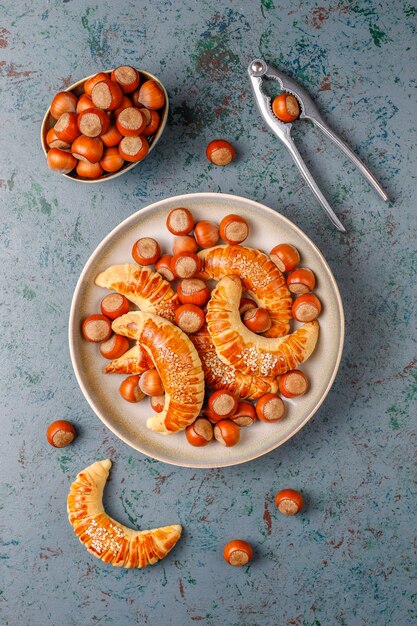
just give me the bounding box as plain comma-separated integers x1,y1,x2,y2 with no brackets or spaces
41,68,168,183
69,192,344,468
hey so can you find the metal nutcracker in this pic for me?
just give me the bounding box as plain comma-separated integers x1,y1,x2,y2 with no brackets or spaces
248,59,389,233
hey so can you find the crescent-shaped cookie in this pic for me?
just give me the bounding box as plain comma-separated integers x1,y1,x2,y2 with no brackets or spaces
67,459,182,568
104,331,277,400
197,245,292,337
206,275,319,377
190,326,279,400
112,312,204,433
95,264,179,323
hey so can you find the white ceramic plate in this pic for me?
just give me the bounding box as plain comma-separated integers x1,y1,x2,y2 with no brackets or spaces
69,193,344,468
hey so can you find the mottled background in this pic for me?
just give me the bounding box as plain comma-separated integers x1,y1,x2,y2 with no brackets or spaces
1,1,416,625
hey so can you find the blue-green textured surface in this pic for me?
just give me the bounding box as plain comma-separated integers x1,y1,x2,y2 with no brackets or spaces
1,1,416,625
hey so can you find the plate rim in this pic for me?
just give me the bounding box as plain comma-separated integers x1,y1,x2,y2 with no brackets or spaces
68,192,345,468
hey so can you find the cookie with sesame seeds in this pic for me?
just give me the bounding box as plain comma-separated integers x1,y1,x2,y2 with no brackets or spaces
197,245,292,338
112,311,205,433
67,459,182,568
206,275,319,377
190,325,278,399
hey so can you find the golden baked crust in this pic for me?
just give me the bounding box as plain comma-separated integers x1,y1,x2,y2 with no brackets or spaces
95,263,179,322
190,326,278,399
112,312,204,433
104,343,152,374
206,275,319,377
67,459,182,568
197,245,292,337
105,330,277,400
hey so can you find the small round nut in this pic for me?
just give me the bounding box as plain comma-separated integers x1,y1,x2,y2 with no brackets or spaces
223,540,253,566
275,489,304,516
206,139,235,166
46,420,76,448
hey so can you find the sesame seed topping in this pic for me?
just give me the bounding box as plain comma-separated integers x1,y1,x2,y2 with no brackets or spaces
236,347,278,376
199,349,236,386
152,345,199,404
227,252,273,291
85,517,124,556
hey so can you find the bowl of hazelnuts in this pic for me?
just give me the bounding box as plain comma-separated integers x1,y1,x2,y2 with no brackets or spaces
41,65,168,183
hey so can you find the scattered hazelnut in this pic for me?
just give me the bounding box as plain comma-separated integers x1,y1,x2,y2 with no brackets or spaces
46,420,76,448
